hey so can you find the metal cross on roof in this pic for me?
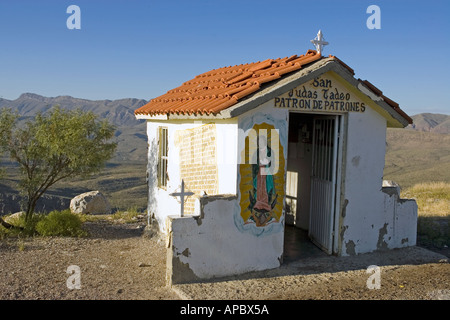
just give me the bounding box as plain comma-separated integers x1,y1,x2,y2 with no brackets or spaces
169,179,194,217
311,30,329,54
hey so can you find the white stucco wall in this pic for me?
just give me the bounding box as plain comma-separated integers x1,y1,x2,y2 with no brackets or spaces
146,121,179,232
339,107,417,255
146,120,238,233
382,187,418,249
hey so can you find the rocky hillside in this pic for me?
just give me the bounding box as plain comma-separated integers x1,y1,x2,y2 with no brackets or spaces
408,113,450,134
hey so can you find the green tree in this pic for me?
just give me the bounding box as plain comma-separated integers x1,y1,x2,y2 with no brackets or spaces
0,108,19,229
0,108,17,174
1,106,117,223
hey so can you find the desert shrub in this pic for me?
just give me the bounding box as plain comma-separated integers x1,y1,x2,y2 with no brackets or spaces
417,217,450,248
402,182,450,217
35,209,86,237
0,212,44,237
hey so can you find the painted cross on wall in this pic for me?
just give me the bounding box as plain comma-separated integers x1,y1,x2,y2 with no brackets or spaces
170,180,194,217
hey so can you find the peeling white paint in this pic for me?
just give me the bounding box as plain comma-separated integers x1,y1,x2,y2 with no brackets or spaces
168,195,283,282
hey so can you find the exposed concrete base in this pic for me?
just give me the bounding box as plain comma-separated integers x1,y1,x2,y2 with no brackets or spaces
166,240,202,286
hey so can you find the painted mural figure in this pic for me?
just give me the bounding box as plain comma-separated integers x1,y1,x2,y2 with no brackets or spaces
248,134,278,226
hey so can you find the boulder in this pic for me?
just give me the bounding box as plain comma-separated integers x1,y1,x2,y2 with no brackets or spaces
70,191,111,215
4,211,25,223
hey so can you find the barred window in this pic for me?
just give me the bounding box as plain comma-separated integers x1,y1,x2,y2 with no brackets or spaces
157,127,168,188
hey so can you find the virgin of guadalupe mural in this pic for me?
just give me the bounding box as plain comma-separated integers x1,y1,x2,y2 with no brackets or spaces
239,122,285,228
248,134,278,226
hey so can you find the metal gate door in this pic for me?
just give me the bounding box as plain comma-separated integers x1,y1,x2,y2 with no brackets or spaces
309,116,339,254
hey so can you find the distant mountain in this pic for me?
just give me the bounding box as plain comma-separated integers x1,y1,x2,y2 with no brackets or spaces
0,92,147,128
0,93,149,162
408,113,450,134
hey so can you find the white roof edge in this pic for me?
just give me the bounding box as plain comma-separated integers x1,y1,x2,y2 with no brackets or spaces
135,113,168,120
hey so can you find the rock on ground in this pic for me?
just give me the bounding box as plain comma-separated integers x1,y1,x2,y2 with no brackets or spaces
70,191,111,215
4,211,25,223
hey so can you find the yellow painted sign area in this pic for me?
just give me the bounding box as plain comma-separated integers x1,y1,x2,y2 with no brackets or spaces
274,73,366,113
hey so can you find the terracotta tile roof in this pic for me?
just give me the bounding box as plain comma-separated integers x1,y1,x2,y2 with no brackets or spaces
135,50,322,116
360,79,412,124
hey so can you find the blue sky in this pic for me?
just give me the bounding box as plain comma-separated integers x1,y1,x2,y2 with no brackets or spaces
0,0,449,115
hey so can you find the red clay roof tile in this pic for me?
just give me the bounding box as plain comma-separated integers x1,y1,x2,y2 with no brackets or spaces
358,79,412,124
135,50,321,117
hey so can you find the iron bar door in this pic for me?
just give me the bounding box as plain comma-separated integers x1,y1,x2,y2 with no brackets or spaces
309,116,339,254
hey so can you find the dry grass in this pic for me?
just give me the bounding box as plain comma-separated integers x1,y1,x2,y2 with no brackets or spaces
402,182,450,218
402,182,450,248
78,207,144,224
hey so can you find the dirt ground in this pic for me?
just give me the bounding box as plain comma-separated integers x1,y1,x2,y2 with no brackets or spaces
0,219,448,301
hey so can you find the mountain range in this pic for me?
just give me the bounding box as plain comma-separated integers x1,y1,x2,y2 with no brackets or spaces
408,113,450,134
0,93,149,162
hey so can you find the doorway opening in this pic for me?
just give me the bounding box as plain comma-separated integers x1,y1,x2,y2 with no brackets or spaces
284,112,341,262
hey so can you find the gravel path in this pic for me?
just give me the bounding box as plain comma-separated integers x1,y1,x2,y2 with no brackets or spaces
0,220,448,300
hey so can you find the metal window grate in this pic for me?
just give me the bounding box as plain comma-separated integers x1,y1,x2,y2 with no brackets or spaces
309,116,340,254
158,127,168,188
311,118,335,182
